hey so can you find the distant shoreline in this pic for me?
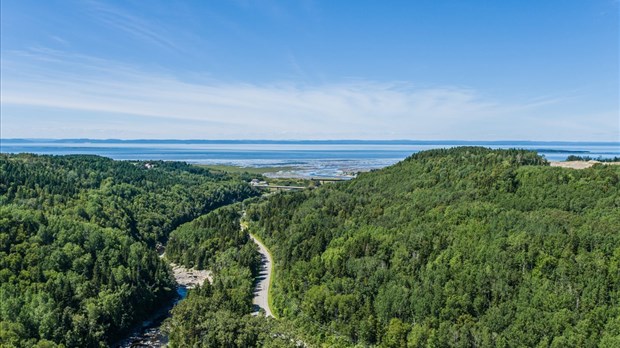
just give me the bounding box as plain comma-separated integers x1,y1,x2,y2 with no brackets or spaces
2,138,619,146
3,141,618,178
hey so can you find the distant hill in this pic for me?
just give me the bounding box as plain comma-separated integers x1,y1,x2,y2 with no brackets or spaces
3,138,619,146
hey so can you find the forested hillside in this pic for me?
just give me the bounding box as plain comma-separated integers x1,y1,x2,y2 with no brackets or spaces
165,204,304,347
0,154,259,347
3,149,619,347
165,205,260,346
248,147,620,347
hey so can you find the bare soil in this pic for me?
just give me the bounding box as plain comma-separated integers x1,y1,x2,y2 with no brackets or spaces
549,161,620,169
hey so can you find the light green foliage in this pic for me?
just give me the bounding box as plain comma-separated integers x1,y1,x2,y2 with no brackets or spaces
165,206,303,348
248,147,620,347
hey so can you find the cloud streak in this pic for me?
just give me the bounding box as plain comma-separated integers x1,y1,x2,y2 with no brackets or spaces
85,0,179,50
1,49,617,140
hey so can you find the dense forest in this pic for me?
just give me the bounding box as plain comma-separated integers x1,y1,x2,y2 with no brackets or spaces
3,148,619,347
566,155,620,162
247,147,620,347
164,204,305,347
0,154,259,347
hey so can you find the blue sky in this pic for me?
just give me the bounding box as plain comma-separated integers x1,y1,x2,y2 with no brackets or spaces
1,0,618,140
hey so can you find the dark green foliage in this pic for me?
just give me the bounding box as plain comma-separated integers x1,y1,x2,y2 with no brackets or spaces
566,155,620,162
0,154,259,347
167,283,301,348
165,206,303,348
0,154,258,244
248,147,620,347
166,205,257,271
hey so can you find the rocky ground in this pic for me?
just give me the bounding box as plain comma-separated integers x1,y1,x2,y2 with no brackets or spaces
170,263,212,288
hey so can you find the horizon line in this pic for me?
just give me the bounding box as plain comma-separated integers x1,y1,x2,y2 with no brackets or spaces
1,138,619,145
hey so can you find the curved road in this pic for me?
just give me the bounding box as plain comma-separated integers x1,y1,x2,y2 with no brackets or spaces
249,233,274,318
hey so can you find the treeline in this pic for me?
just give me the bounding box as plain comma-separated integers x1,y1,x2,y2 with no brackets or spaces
165,204,304,347
566,155,620,162
165,205,256,270
248,147,620,347
0,154,259,347
1,154,258,244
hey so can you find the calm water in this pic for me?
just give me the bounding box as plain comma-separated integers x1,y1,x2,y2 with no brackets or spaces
2,139,618,178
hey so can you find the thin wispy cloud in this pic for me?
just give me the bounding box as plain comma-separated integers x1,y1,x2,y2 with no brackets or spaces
1,1,617,140
49,36,70,47
1,49,616,140
85,0,179,50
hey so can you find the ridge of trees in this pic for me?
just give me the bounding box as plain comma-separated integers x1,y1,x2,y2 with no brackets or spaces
4,148,619,347
247,147,620,347
565,155,620,162
165,204,306,347
0,154,259,347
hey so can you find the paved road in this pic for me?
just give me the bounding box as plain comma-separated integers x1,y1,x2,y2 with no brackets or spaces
249,233,274,318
